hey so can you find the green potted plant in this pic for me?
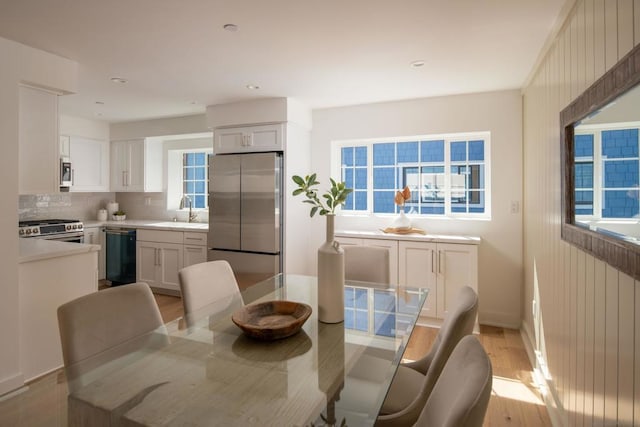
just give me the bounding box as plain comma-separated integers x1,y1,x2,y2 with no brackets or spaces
292,173,352,323
291,174,352,217
112,210,126,221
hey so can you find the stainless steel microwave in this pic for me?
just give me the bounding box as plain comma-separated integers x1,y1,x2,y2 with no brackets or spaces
60,157,72,188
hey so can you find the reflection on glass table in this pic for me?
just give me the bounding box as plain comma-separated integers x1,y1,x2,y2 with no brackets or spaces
65,274,427,427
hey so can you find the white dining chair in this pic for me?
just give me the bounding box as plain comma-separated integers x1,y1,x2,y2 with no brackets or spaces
414,335,492,427
343,245,390,284
178,260,243,315
57,282,165,367
375,285,479,426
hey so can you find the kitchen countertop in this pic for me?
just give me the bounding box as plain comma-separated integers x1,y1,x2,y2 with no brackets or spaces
83,220,209,231
19,238,100,263
336,229,481,245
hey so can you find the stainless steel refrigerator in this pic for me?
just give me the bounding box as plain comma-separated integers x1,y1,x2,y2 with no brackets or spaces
208,152,283,286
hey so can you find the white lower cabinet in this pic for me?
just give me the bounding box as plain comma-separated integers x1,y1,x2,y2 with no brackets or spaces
136,229,207,294
183,231,207,267
136,229,183,293
398,241,478,330
84,226,106,280
335,237,398,285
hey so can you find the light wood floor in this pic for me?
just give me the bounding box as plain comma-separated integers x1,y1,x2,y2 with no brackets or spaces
0,293,550,426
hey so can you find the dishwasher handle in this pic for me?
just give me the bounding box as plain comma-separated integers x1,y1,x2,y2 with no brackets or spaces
105,228,136,235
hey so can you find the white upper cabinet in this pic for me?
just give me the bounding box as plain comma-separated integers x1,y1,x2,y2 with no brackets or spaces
62,136,110,192
214,123,284,154
110,139,162,192
19,85,59,195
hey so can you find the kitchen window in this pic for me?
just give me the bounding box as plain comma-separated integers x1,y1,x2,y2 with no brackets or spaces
182,152,209,209
575,124,640,219
165,137,213,213
334,132,491,218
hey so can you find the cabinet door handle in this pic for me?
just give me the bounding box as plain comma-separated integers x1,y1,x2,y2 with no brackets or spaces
185,247,201,252
122,171,126,187
438,250,443,275
156,248,161,266
431,250,435,274
71,169,74,186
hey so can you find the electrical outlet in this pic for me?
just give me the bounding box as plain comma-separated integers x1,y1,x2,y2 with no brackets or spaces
144,196,151,206
510,200,520,214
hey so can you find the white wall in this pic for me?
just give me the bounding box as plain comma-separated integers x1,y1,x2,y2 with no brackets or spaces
0,36,77,395
311,90,523,327
522,0,640,425
110,114,209,140
60,115,110,140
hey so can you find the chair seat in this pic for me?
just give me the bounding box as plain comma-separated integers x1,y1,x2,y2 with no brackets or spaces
380,365,425,415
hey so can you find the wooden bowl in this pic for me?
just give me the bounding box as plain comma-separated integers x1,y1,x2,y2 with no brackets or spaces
231,300,312,341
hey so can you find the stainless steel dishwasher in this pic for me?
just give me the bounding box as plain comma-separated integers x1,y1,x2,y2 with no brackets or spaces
105,228,136,286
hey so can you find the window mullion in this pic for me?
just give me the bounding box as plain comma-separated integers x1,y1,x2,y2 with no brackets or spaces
368,144,374,214
444,139,451,215
593,131,603,219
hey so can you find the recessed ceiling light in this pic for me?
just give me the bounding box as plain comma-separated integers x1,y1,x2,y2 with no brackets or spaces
410,60,426,68
95,101,104,105
94,112,103,117
246,84,260,90
223,24,238,32
110,77,128,84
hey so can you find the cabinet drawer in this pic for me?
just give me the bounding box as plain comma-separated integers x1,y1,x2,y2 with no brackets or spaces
183,232,207,246
137,229,183,244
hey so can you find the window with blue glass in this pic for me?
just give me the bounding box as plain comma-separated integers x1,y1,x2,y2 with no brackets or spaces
183,152,209,209
341,146,368,211
338,133,490,217
575,127,640,219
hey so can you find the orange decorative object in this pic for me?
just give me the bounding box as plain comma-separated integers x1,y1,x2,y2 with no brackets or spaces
394,186,412,206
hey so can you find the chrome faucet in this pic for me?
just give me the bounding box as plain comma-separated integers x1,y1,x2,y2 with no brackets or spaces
179,195,198,222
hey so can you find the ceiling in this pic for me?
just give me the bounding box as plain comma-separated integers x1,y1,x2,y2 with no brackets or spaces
0,0,567,123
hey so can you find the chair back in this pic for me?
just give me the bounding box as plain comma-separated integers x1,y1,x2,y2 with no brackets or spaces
57,282,164,366
377,285,478,426
178,260,242,314
414,335,492,427
344,245,390,284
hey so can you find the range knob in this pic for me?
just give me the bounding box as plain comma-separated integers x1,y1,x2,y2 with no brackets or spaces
78,224,83,230
32,228,39,235
19,229,24,236
25,229,32,235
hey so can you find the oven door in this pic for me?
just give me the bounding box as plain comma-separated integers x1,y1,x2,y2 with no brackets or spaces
33,232,85,243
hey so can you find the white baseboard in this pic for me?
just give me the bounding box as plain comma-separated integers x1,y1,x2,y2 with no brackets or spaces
519,321,566,427
0,373,24,397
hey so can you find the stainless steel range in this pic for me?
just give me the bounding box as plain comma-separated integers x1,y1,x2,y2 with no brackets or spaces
19,219,85,243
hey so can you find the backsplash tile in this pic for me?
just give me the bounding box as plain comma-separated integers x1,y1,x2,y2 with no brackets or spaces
18,191,207,223
19,192,116,221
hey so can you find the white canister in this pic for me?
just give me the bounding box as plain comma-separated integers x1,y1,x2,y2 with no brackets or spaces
97,209,108,221
106,201,119,216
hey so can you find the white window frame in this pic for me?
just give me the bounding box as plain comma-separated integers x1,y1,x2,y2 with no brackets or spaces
164,135,213,212
331,131,491,219
574,121,640,222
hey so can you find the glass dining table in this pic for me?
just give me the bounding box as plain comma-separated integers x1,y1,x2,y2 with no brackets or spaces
66,274,427,427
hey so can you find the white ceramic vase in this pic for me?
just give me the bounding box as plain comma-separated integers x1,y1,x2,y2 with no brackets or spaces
317,214,345,323
391,207,411,230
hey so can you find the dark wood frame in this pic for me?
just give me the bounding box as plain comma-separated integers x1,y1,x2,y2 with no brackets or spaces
560,42,640,281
